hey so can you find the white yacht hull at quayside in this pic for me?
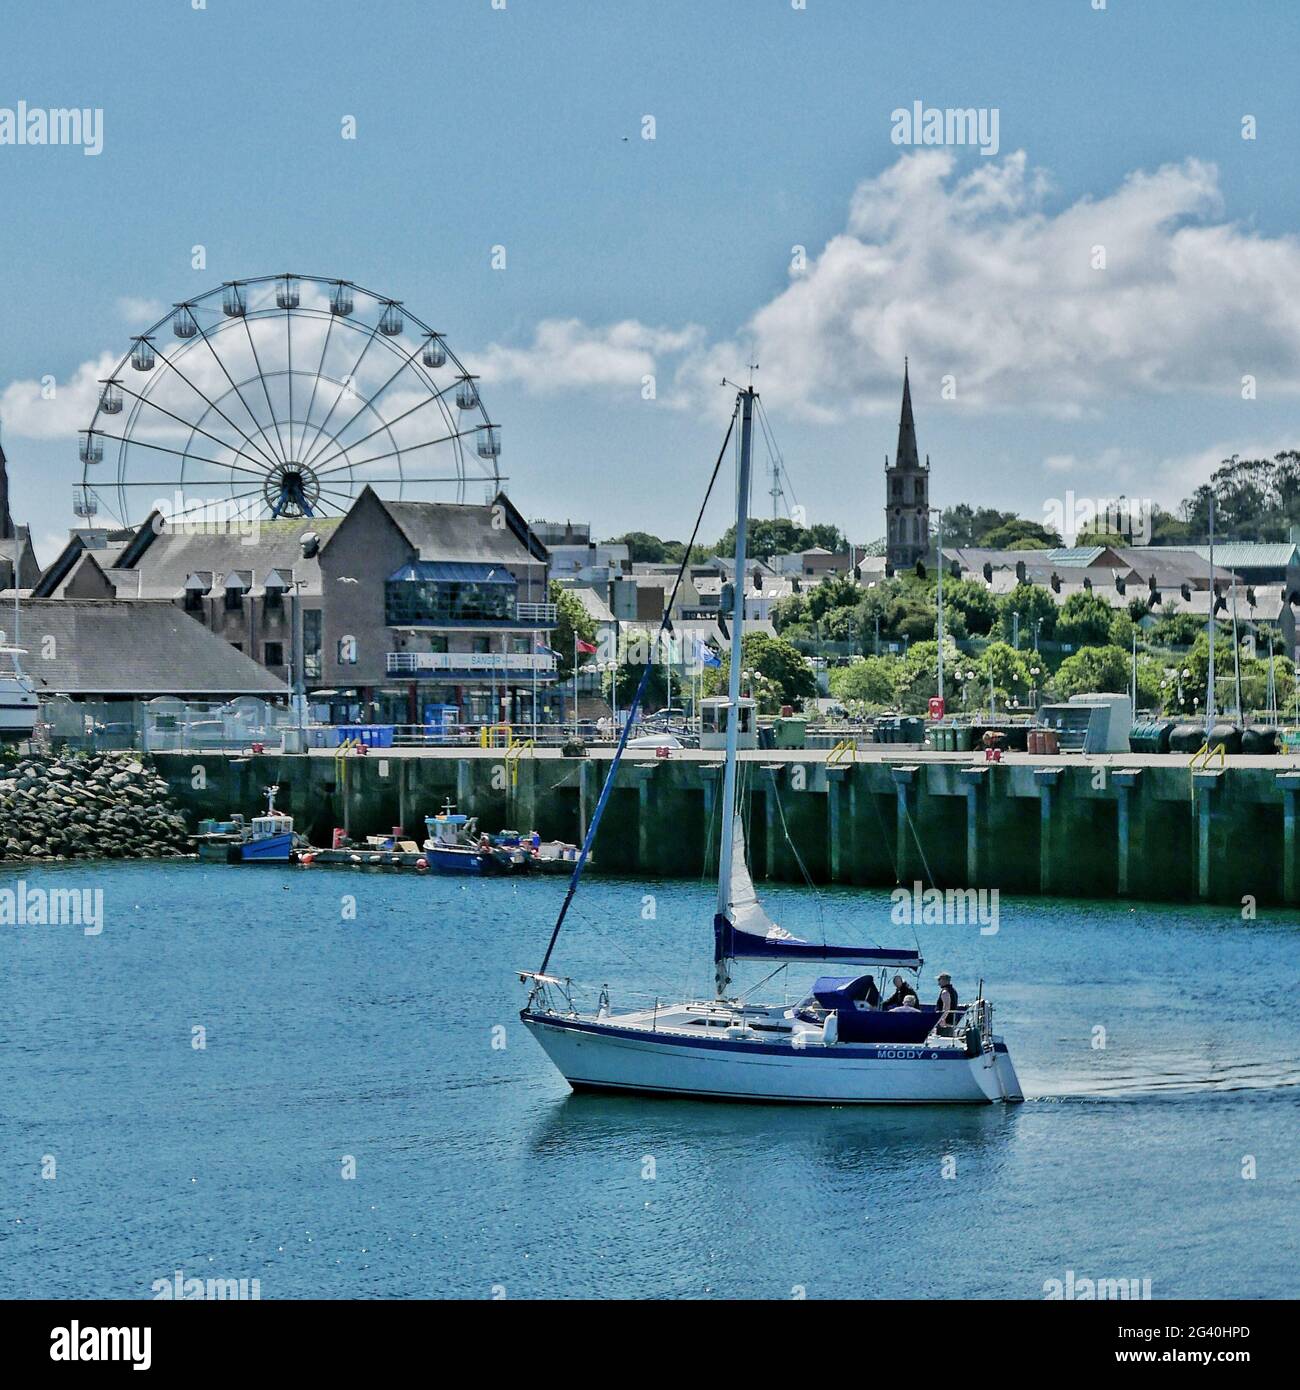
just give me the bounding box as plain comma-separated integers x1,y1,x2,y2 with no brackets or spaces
0,676,38,742
522,1013,1024,1105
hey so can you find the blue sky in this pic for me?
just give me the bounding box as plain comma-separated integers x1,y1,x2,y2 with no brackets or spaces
2,0,1299,563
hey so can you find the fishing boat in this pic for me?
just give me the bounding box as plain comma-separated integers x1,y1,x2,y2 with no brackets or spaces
519,386,1023,1104
196,785,303,863
422,799,528,875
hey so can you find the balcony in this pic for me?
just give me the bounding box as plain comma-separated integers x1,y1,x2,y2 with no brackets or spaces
387,651,557,677
515,601,557,623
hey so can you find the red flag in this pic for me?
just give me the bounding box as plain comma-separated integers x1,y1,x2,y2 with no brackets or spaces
576,638,597,655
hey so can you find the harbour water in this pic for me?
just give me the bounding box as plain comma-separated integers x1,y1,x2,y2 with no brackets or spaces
3,862,1296,1299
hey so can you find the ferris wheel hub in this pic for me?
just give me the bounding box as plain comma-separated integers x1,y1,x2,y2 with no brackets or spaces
264,462,323,518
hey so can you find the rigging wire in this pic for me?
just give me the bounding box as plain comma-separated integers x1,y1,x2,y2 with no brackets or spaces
537,400,740,977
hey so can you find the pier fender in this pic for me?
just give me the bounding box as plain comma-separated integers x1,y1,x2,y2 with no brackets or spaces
416,857,428,871
823,1012,839,1045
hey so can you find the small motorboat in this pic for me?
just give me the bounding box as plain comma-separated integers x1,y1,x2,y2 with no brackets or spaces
196,785,306,863
423,799,528,875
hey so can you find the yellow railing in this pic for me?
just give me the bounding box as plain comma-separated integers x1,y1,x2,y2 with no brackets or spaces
827,739,856,766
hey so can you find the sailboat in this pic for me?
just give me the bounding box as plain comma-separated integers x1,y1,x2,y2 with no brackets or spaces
520,386,1022,1104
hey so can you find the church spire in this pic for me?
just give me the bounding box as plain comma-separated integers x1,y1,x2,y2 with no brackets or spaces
0,418,13,541
895,356,920,472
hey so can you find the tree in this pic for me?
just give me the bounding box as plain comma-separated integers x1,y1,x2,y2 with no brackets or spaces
549,582,597,678
941,575,997,637
1179,451,1300,542
1147,603,1203,649
892,638,961,713
979,517,1062,549
1056,591,1115,648
707,632,817,708
828,657,897,709
995,583,1057,644
713,517,846,558
1052,645,1129,698
609,531,670,564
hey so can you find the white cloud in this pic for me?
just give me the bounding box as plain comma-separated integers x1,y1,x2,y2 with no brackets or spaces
475,318,705,394
0,352,119,440
682,150,1300,420
116,296,165,325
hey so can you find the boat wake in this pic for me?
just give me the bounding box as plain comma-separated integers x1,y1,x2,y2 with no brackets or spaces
1027,1056,1300,1102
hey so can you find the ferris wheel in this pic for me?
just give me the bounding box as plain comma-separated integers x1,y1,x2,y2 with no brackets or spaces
76,272,503,525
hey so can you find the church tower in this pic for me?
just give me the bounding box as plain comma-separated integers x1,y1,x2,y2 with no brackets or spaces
884,359,929,573
0,422,13,541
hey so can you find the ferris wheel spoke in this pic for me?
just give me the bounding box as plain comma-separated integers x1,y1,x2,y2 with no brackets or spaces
87,432,270,482
312,429,482,478
285,304,296,461
144,338,283,473
298,339,425,472
310,383,461,478
111,380,277,482
294,318,384,468
186,316,283,471
296,310,337,464
237,314,289,464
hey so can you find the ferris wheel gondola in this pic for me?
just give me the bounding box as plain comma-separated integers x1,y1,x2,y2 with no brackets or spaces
77,272,503,525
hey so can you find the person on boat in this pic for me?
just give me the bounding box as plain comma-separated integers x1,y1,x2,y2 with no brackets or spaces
894,993,920,1012
883,974,914,1009
935,973,960,1034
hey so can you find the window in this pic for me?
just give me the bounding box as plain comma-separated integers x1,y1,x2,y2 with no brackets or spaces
510,635,530,653
264,642,285,666
384,576,516,626
472,636,490,654
264,587,284,612
183,589,203,613
224,585,243,612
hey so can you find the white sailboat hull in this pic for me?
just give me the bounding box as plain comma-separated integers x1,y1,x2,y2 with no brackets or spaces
523,1011,1023,1105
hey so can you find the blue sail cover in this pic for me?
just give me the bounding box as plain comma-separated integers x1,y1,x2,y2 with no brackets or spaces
714,813,921,970
713,914,921,969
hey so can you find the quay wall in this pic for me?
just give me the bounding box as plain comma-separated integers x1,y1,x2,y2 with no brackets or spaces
149,748,1300,908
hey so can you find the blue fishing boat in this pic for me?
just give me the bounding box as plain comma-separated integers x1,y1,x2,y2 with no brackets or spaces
422,799,528,875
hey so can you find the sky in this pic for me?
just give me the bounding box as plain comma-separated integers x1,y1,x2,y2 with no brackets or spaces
2,0,1299,566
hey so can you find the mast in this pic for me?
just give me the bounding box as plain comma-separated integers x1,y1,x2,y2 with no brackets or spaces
1206,496,1216,738
715,386,755,997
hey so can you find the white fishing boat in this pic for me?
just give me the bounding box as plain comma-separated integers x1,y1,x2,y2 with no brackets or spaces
520,386,1023,1104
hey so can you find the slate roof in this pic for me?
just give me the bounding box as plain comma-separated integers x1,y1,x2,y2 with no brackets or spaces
17,599,287,697
378,497,547,566
110,516,344,597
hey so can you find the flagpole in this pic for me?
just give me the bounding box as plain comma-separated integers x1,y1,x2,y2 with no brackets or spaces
573,633,578,738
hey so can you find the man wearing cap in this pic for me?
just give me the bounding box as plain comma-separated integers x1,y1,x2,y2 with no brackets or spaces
935,973,959,1034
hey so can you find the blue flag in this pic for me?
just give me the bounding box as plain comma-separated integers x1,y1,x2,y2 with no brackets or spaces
696,640,722,669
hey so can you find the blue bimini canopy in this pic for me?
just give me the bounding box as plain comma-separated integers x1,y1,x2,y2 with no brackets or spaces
713,914,922,971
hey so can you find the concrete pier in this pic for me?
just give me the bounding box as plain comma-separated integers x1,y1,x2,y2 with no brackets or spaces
151,746,1300,907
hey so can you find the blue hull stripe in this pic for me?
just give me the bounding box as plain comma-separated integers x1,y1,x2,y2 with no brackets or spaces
522,1011,1008,1061
567,1077,990,1105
